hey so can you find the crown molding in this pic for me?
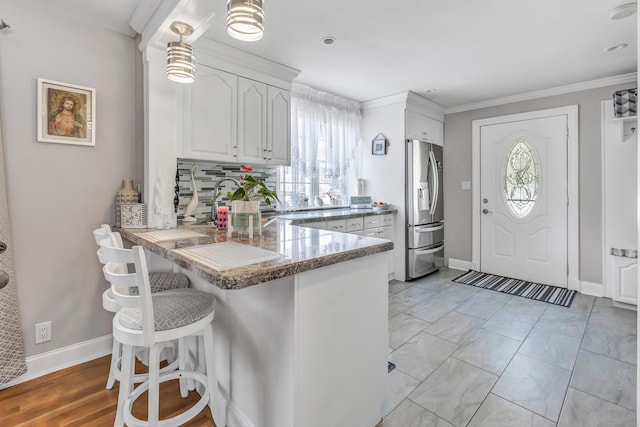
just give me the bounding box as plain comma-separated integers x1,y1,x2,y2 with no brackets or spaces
361,91,445,121
445,73,638,115
362,91,445,121
195,37,301,89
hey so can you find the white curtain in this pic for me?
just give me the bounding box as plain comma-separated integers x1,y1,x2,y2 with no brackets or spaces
284,83,361,208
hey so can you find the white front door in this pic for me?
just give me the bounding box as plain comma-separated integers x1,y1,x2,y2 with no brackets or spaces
479,114,568,286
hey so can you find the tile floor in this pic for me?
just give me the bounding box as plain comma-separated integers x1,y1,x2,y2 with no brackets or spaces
379,268,638,427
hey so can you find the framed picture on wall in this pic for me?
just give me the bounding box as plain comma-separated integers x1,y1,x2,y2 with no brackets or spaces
37,78,96,146
371,133,387,155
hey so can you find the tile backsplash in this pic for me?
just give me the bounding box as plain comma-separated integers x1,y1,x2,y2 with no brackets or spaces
176,160,278,221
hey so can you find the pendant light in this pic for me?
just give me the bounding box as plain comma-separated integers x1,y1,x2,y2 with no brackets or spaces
167,21,195,83
227,0,264,42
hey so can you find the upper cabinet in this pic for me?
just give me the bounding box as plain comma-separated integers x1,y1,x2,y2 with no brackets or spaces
237,77,267,163
180,68,291,165
178,40,300,166
405,109,443,146
181,66,238,162
237,78,291,165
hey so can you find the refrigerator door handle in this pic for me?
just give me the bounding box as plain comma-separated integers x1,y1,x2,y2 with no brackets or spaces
415,224,444,233
414,243,444,255
429,150,439,216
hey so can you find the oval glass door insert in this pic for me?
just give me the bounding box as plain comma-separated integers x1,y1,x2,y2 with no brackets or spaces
503,139,539,218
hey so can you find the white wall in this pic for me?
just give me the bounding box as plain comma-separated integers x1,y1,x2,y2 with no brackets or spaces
0,1,141,357
360,102,406,280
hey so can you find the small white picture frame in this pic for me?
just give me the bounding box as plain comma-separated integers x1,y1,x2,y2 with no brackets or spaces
372,133,388,155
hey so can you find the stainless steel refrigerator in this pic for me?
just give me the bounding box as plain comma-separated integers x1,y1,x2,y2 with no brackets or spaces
406,139,444,279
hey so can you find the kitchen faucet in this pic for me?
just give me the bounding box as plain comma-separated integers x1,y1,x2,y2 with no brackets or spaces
210,177,241,224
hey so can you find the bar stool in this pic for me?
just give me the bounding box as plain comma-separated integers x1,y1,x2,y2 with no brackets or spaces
99,234,223,427
93,224,189,389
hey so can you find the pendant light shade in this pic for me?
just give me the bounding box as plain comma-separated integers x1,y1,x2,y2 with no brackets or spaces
167,22,195,83
227,0,264,42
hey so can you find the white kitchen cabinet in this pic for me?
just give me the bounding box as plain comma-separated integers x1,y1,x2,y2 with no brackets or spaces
238,77,267,163
236,78,291,165
326,219,347,232
611,256,637,305
181,65,238,162
345,217,364,233
380,213,393,228
405,109,443,146
304,221,326,230
363,215,381,230
180,68,291,165
267,86,291,165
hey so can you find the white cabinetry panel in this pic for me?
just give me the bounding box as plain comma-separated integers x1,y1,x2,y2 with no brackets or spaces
238,78,267,163
327,219,347,231
612,257,637,305
267,86,291,165
180,69,291,165
181,65,238,162
406,110,443,146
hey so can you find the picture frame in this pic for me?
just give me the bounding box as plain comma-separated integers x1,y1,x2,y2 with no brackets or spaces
371,133,387,155
37,78,96,146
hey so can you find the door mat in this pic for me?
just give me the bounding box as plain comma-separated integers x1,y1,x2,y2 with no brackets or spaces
453,270,576,308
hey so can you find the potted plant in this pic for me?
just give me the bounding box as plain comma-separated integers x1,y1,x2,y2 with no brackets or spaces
214,165,279,228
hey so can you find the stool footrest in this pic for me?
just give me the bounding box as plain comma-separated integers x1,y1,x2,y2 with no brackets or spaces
123,370,211,427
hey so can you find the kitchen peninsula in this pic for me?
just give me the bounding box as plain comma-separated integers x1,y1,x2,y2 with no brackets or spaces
119,221,392,427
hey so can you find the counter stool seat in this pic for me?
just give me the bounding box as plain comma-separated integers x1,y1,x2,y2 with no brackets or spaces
117,289,215,331
99,235,223,427
93,224,190,390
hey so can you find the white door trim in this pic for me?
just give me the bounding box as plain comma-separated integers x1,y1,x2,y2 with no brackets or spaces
472,105,579,290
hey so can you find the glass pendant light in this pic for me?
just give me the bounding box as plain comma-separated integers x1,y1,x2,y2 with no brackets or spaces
167,21,195,83
227,0,264,42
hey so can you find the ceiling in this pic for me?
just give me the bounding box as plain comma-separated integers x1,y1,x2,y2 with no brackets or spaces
17,0,638,109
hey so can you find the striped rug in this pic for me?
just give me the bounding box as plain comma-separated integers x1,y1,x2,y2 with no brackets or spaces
453,270,577,308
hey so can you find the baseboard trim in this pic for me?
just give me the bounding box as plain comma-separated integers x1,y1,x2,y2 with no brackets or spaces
222,394,258,427
580,280,605,297
448,258,471,271
0,335,112,390
568,276,580,291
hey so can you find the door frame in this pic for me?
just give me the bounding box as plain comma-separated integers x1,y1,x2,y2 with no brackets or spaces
471,105,579,290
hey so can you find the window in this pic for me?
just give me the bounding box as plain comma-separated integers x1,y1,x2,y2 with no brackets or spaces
277,84,361,209
503,139,539,218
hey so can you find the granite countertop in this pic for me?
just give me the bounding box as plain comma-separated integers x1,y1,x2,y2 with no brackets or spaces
119,221,393,290
276,207,397,225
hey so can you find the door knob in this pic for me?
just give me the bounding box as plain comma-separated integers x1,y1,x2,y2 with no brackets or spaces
0,241,6,253
482,208,491,214
0,269,9,290
482,198,488,204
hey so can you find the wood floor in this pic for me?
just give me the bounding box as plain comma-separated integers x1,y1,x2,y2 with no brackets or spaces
0,355,217,426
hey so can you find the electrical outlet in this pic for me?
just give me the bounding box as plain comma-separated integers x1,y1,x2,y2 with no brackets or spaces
35,321,51,344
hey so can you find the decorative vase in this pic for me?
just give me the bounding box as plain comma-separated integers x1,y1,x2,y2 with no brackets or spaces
115,178,140,227
231,200,260,228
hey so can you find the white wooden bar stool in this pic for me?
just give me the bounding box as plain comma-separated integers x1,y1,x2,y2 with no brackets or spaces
99,234,223,427
93,224,189,390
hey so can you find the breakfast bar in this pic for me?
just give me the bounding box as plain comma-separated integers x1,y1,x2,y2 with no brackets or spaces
119,221,393,427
